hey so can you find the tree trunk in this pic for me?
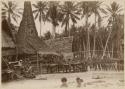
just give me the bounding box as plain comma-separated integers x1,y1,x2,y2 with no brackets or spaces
8,13,11,23
16,45,18,61
112,43,114,58
65,23,68,37
68,22,70,37
92,14,96,58
107,45,110,58
86,14,90,59
101,28,112,59
83,41,86,57
40,20,42,37
100,37,104,50
52,24,56,39
37,52,39,74
98,16,101,29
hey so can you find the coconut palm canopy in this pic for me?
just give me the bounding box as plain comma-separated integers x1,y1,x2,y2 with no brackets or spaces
16,1,55,55
2,1,124,57
1,1,21,24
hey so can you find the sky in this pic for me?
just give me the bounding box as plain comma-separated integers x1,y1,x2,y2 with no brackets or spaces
2,0,124,36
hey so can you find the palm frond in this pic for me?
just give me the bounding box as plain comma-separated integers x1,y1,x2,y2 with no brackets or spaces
33,9,38,13
107,8,113,14
18,11,23,15
71,15,77,23
61,17,69,27
71,13,80,20
81,14,84,19
117,8,123,13
12,14,18,23
74,9,82,15
2,1,8,9
99,8,108,15
2,8,7,11
102,15,109,19
32,4,39,8
14,12,21,18
11,3,17,10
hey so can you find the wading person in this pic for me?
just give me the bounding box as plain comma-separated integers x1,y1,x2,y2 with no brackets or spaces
60,77,68,88
76,77,83,87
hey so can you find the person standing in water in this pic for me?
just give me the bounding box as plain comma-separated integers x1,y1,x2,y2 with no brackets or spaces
76,77,84,87
60,77,68,88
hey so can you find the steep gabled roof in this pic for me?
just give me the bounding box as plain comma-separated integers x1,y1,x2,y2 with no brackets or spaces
16,1,55,55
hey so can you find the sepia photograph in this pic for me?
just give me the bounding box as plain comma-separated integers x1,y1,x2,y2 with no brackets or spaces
1,0,124,89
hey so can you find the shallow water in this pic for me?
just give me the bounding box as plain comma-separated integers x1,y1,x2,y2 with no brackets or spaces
2,71,124,89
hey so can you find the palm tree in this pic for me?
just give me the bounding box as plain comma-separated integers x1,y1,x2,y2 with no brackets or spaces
60,1,80,37
79,1,93,58
101,1,123,59
2,1,21,23
2,1,22,61
33,1,47,37
46,1,63,38
90,1,106,58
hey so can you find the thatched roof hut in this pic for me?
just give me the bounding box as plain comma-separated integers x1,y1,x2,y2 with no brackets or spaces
16,1,56,55
45,37,73,60
2,19,16,56
2,20,15,48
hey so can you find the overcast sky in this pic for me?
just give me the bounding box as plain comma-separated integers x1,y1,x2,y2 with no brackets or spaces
2,0,124,36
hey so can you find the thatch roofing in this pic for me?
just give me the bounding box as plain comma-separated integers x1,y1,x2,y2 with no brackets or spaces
45,37,73,53
16,1,55,55
1,19,16,56
2,49,16,56
2,19,15,48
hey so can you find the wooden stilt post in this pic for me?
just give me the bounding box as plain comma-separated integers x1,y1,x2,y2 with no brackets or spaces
16,47,18,61
39,57,41,74
37,52,39,74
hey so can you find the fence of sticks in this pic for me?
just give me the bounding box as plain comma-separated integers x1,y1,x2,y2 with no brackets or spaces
31,50,124,74
2,50,124,82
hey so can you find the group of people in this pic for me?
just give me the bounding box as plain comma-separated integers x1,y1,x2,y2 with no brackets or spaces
44,57,124,74
88,59,124,71
61,77,85,88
